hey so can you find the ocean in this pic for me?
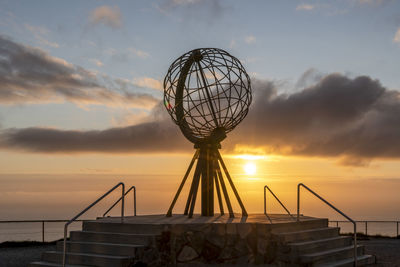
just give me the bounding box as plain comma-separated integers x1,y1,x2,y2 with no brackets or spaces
1,174,400,242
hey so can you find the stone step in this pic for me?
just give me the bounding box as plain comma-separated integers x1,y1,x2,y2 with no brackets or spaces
70,231,157,245
315,254,376,267
275,227,340,243
84,221,163,235
288,236,352,255
270,218,329,234
300,245,364,265
29,261,88,267
57,240,145,256
42,251,134,267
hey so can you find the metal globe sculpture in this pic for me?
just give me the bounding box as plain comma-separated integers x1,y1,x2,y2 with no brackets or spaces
164,48,252,218
164,48,252,144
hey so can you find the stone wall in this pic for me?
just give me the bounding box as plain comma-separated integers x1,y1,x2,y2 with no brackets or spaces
137,223,278,266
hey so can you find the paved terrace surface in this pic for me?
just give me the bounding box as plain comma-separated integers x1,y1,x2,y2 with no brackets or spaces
96,214,318,224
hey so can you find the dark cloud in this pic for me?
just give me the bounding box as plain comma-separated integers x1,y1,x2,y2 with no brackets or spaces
0,35,158,108
0,102,188,154
0,119,188,154
295,68,324,89
230,74,400,164
1,73,400,165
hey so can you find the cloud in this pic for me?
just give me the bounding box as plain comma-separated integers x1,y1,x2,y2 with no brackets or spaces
0,121,188,154
358,0,386,5
89,58,104,67
244,35,256,44
172,0,203,4
89,6,122,29
155,0,226,23
111,110,150,127
294,3,348,15
0,35,158,108
104,47,150,62
127,47,149,59
1,73,400,166
25,24,59,48
394,27,400,44
229,40,236,49
0,103,188,154
295,68,324,89
296,4,315,11
133,77,163,91
232,74,399,164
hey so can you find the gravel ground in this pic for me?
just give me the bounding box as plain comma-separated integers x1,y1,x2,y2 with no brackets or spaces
0,238,399,266
360,237,400,266
0,244,56,267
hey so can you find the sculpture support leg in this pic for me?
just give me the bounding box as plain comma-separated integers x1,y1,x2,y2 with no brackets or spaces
185,151,202,215
217,150,247,216
188,155,203,218
214,169,224,215
201,147,214,216
167,149,199,217
215,160,234,218
217,150,248,217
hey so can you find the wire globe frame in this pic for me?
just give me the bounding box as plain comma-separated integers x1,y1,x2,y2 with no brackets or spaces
164,48,252,144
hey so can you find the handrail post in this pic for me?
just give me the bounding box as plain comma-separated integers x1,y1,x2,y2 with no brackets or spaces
365,221,367,236
397,221,399,237
264,186,266,215
297,183,301,222
121,183,125,223
354,223,357,267
42,221,45,243
63,223,68,266
133,186,136,216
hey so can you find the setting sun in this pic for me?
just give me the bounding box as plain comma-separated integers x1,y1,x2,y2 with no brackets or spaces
243,162,257,175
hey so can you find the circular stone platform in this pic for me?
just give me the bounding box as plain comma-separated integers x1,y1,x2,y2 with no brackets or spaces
90,214,325,265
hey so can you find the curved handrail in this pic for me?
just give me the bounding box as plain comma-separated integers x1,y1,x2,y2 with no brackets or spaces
264,185,295,223
297,183,357,267
63,182,125,267
103,185,136,217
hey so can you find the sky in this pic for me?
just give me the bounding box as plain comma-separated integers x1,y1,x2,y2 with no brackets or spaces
1,0,400,219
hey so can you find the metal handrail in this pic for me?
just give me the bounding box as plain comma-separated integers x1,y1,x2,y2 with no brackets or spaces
329,220,400,237
103,185,136,217
297,183,358,267
0,220,86,243
264,185,295,223
63,182,125,267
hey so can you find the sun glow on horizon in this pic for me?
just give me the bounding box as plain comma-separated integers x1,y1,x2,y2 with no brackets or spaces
233,154,267,161
243,162,257,175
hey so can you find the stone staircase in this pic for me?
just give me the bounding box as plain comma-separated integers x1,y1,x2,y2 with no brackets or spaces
29,220,161,267
30,216,377,266
274,223,376,266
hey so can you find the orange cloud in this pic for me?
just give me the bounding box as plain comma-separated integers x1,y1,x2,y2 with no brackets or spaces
89,6,122,28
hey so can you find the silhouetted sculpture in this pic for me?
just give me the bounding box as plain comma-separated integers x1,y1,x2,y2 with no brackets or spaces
164,48,252,217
